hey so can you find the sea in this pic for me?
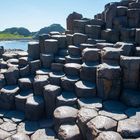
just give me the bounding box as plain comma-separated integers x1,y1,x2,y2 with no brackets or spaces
0,40,31,51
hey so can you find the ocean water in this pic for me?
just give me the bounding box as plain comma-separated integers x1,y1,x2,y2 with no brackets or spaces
0,40,30,51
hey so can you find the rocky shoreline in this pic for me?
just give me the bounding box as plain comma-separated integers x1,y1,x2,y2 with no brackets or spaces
0,0,140,139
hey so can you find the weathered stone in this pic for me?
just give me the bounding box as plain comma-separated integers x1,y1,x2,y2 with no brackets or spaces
101,29,119,43
120,56,140,89
117,6,127,16
49,71,65,86
0,85,20,109
28,42,40,60
4,66,19,85
0,129,11,139
0,74,5,89
11,132,30,140
0,121,17,132
56,91,77,107
77,97,102,110
44,39,58,54
65,55,82,64
18,77,33,90
80,62,98,82
52,34,67,49
33,75,49,96
68,45,81,57
66,34,73,45
73,19,89,33
40,53,54,68
96,131,123,140
96,43,114,49
54,106,78,130
97,63,121,100
51,63,64,72
25,96,44,121
67,12,82,31
99,110,127,121
73,33,88,45
19,65,30,77
136,28,140,45
15,90,33,112
64,63,81,76
0,46,4,58
31,128,56,140
104,3,117,28
86,115,117,139
44,84,61,118
117,118,140,138
17,121,39,135
61,75,79,91
39,34,50,53
19,57,29,67
85,25,101,39
58,124,82,140
29,60,41,74
77,107,98,139
120,28,135,42
75,80,96,98
82,48,100,62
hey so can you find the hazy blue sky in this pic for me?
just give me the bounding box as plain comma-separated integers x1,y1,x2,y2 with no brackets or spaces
0,0,120,31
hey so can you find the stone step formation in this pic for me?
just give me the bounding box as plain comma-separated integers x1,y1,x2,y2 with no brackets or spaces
1,0,140,139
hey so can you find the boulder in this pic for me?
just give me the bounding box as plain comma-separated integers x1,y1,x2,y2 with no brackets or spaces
54,106,78,131
117,118,140,138
96,131,123,140
86,115,117,139
58,124,82,140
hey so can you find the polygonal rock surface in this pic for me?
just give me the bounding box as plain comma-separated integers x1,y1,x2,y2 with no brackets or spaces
0,129,11,139
11,132,30,140
31,128,56,140
0,121,17,133
86,115,117,138
117,118,140,138
95,131,123,140
78,97,102,110
17,121,40,135
75,80,96,97
54,106,78,130
58,124,82,140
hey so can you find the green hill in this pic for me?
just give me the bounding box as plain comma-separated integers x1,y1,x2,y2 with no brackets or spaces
33,24,65,39
0,24,65,40
1,27,31,37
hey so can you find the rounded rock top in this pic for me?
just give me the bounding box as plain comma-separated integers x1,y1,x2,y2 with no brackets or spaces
28,41,39,45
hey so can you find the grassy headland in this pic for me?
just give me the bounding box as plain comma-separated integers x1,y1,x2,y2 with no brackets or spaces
0,33,32,40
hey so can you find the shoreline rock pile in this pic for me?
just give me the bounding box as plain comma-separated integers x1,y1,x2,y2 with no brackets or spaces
0,0,140,139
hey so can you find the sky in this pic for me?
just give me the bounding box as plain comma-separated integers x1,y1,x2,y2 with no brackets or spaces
0,0,120,32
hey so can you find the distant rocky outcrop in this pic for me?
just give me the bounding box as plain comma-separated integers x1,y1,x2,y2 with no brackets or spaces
1,27,31,37
33,24,65,39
